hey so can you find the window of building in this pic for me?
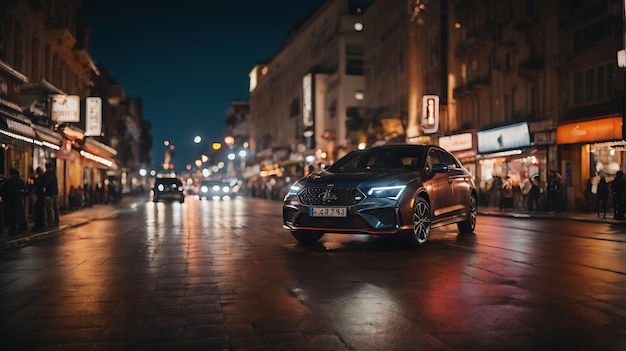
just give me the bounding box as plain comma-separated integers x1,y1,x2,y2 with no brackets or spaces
573,71,584,103
585,68,595,102
573,20,607,53
346,59,363,75
573,62,616,105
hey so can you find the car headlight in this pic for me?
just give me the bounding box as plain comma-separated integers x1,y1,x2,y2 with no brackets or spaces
367,185,406,200
287,183,301,196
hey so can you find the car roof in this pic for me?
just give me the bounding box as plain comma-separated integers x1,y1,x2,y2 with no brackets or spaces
156,177,181,183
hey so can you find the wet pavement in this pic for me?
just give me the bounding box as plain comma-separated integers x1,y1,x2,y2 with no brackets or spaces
0,195,149,249
1,197,624,250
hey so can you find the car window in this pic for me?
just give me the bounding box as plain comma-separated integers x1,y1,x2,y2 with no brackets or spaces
329,147,424,171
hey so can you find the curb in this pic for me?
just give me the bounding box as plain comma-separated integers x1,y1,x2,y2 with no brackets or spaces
478,210,626,226
0,209,120,250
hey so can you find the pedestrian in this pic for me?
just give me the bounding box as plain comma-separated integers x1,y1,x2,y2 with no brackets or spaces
527,178,540,211
521,178,532,209
0,168,28,236
41,162,60,227
596,176,609,219
32,166,46,230
611,170,625,220
546,171,563,213
490,175,503,209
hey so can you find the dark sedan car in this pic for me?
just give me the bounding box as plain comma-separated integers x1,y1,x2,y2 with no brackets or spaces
282,144,477,246
153,177,185,203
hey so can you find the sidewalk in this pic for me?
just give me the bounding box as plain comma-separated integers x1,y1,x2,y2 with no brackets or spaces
0,195,149,249
478,206,626,226
1,198,624,249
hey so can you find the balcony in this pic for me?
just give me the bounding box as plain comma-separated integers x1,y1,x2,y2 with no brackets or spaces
45,28,76,49
452,76,490,99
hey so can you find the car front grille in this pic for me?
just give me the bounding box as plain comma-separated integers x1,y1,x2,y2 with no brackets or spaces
298,187,365,206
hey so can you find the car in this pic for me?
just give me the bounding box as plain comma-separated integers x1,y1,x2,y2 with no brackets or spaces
282,144,477,246
198,180,231,199
153,177,185,203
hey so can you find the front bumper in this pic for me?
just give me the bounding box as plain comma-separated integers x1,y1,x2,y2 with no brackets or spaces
282,202,409,235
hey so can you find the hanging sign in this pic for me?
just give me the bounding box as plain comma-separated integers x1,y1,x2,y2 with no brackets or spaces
85,97,102,136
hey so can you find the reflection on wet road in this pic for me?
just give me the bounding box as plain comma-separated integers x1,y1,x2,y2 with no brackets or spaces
0,196,625,350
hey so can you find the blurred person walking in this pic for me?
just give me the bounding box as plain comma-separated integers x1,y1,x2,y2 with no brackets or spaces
41,162,59,227
546,171,563,213
611,170,625,220
32,167,46,230
0,168,27,236
490,175,503,209
596,176,609,219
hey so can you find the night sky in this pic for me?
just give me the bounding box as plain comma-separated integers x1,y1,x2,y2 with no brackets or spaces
79,0,326,170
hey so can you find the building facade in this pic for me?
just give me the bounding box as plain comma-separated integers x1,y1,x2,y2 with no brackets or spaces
1,0,152,207
249,0,368,171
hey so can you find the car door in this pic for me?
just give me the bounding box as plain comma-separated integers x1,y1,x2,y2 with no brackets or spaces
424,149,454,220
440,150,472,217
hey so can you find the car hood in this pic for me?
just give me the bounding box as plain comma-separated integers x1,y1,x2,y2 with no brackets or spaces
304,169,421,188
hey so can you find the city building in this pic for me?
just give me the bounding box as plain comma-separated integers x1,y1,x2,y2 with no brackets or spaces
248,0,369,172
0,0,152,207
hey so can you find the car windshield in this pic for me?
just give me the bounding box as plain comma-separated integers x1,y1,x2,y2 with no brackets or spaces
328,147,425,172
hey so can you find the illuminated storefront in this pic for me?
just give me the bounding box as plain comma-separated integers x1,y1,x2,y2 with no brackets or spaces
476,122,536,192
557,115,625,209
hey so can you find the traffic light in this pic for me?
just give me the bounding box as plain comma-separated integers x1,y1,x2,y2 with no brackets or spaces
422,95,439,134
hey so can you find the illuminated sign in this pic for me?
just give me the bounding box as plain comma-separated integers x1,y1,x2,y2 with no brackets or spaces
51,94,80,122
85,97,102,136
302,74,313,128
439,133,473,152
477,122,530,153
422,95,439,134
556,116,623,144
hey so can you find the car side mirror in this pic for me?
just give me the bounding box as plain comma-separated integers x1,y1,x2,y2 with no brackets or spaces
431,163,449,173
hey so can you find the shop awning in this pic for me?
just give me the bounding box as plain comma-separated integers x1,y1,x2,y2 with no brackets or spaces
81,137,118,170
0,111,38,146
33,124,62,150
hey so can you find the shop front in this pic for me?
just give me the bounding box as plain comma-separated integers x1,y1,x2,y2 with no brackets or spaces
476,122,536,208
556,115,625,210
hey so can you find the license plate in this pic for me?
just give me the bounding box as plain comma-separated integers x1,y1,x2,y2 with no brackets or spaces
310,207,347,217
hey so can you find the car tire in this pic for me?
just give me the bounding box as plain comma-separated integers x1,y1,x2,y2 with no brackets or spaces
404,197,431,247
457,194,477,233
291,231,324,244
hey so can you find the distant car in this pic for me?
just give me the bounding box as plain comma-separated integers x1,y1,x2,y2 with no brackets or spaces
153,177,185,203
282,144,477,246
198,180,231,200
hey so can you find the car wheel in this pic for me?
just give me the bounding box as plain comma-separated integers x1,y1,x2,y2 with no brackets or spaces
405,197,431,246
291,231,324,244
457,194,477,233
